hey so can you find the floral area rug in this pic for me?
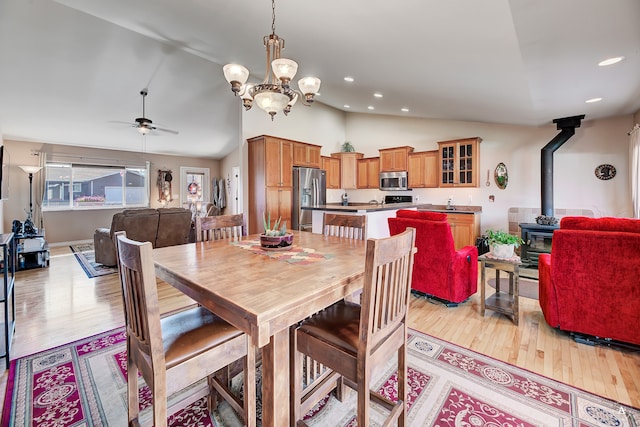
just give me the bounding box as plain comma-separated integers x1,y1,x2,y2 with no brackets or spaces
70,243,118,278
2,327,638,426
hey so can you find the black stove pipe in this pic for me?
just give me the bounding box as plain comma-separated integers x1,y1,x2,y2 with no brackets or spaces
541,115,585,217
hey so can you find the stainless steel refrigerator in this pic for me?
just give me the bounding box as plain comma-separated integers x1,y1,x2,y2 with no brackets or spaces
292,167,326,231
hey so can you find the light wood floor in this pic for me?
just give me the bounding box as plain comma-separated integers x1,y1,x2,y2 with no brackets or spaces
1,246,639,411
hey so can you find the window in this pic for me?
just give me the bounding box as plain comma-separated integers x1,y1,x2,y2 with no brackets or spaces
42,162,149,210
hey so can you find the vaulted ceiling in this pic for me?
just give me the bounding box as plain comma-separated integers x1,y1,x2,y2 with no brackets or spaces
1,0,638,158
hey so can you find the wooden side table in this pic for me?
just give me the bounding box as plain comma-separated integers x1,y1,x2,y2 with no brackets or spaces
479,254,522,325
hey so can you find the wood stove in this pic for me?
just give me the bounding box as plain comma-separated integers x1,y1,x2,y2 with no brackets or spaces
519,223,558,268
519,114,584,270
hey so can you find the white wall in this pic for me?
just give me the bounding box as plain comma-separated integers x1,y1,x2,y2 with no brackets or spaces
344,113,634,232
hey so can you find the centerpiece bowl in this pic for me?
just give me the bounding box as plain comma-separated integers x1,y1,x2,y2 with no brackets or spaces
260,233,294,250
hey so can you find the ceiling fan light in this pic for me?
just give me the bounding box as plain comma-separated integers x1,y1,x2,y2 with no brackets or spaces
271,58,298,86
138,126,151,135
223,64,250,94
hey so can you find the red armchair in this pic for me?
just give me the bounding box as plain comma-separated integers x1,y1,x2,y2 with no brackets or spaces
538,216,640,346
388,210,478,305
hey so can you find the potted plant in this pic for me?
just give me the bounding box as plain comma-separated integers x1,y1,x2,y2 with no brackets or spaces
341,141,355,152
260,212,293,249
486,229,524,258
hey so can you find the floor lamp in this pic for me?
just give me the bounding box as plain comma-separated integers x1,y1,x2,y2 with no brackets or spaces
19,165,42,235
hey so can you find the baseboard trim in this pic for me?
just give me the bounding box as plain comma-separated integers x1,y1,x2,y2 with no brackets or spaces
50,239,93,248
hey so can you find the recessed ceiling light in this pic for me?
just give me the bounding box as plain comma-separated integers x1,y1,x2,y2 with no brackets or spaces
343,104,351,109
598,56,624,66
401,108,409,112
367,106,375,110
585,97,602,103
344,76,355,82
373,93,383,98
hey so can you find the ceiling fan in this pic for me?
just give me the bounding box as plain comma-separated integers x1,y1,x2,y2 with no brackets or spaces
117,89,179,135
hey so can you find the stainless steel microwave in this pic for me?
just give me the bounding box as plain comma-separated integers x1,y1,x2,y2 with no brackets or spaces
379,171,408,191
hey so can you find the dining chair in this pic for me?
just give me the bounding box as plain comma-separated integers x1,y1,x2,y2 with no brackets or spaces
115,231,256,427
290,227,416,426
292,213,367,411
195,213,244,241
322,213,367,240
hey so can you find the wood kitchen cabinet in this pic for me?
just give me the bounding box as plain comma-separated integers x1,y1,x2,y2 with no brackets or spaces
322,156,341,189
446,213,481,250
357,157,380,189
331,152,363,190
379,146,414,172
408,150,438,188
437,137,482,187
265,187,292,229
293,142,321,168
248,135,294,234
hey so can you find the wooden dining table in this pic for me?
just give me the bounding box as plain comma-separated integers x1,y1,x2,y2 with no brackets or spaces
153,230,366,426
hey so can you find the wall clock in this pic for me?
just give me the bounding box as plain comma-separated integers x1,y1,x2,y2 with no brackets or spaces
594,164,616,180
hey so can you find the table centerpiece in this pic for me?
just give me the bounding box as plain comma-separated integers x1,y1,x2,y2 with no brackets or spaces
260,212,293,250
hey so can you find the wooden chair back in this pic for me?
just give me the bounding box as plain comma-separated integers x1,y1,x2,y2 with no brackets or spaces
195,213,244,241
360,227,416,351
323,213,367,240
291,228,416,426
115,231,166,381
115,230,256,427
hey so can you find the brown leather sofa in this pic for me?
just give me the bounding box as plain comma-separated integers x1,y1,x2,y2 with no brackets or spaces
94,208,192,266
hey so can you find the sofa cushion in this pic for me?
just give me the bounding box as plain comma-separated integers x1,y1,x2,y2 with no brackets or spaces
560,216,640,234
155,208,192,248
111,209,160,244
396,209,447,222
122,208,159,217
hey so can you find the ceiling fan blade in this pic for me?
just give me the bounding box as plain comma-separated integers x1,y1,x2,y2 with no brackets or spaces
108,120,136,126
155,126,179,135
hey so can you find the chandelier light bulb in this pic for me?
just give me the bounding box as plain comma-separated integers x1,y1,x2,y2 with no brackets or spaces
254,91,290,120
271,58,298,86
223,64,250,94
298,77,321,102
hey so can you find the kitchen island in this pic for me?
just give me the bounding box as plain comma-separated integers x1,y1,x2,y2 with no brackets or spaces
302,202,432,238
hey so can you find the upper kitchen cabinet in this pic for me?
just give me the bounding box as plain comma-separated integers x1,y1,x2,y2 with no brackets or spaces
408,150,438,188
331,152,364,190
247,135,294,233
293,142,321,169
322,156,341,189
379,146,414,172
357,157,380,189
437,137,482,187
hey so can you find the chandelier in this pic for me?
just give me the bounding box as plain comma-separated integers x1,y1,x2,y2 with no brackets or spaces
223,0,321,120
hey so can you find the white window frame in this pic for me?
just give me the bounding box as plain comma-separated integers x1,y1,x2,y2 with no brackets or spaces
180,166,210,207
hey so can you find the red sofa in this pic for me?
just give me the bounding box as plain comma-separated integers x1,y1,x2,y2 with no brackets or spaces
388,210,478,305
538,216,640,346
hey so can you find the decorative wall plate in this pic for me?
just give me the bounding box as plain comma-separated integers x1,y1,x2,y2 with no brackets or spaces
594,164,616,180
494,162,508,189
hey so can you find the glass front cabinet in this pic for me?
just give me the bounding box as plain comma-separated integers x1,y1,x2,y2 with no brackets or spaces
437,137,482,187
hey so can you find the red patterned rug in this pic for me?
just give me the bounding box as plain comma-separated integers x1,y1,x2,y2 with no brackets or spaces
2,327,638,426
